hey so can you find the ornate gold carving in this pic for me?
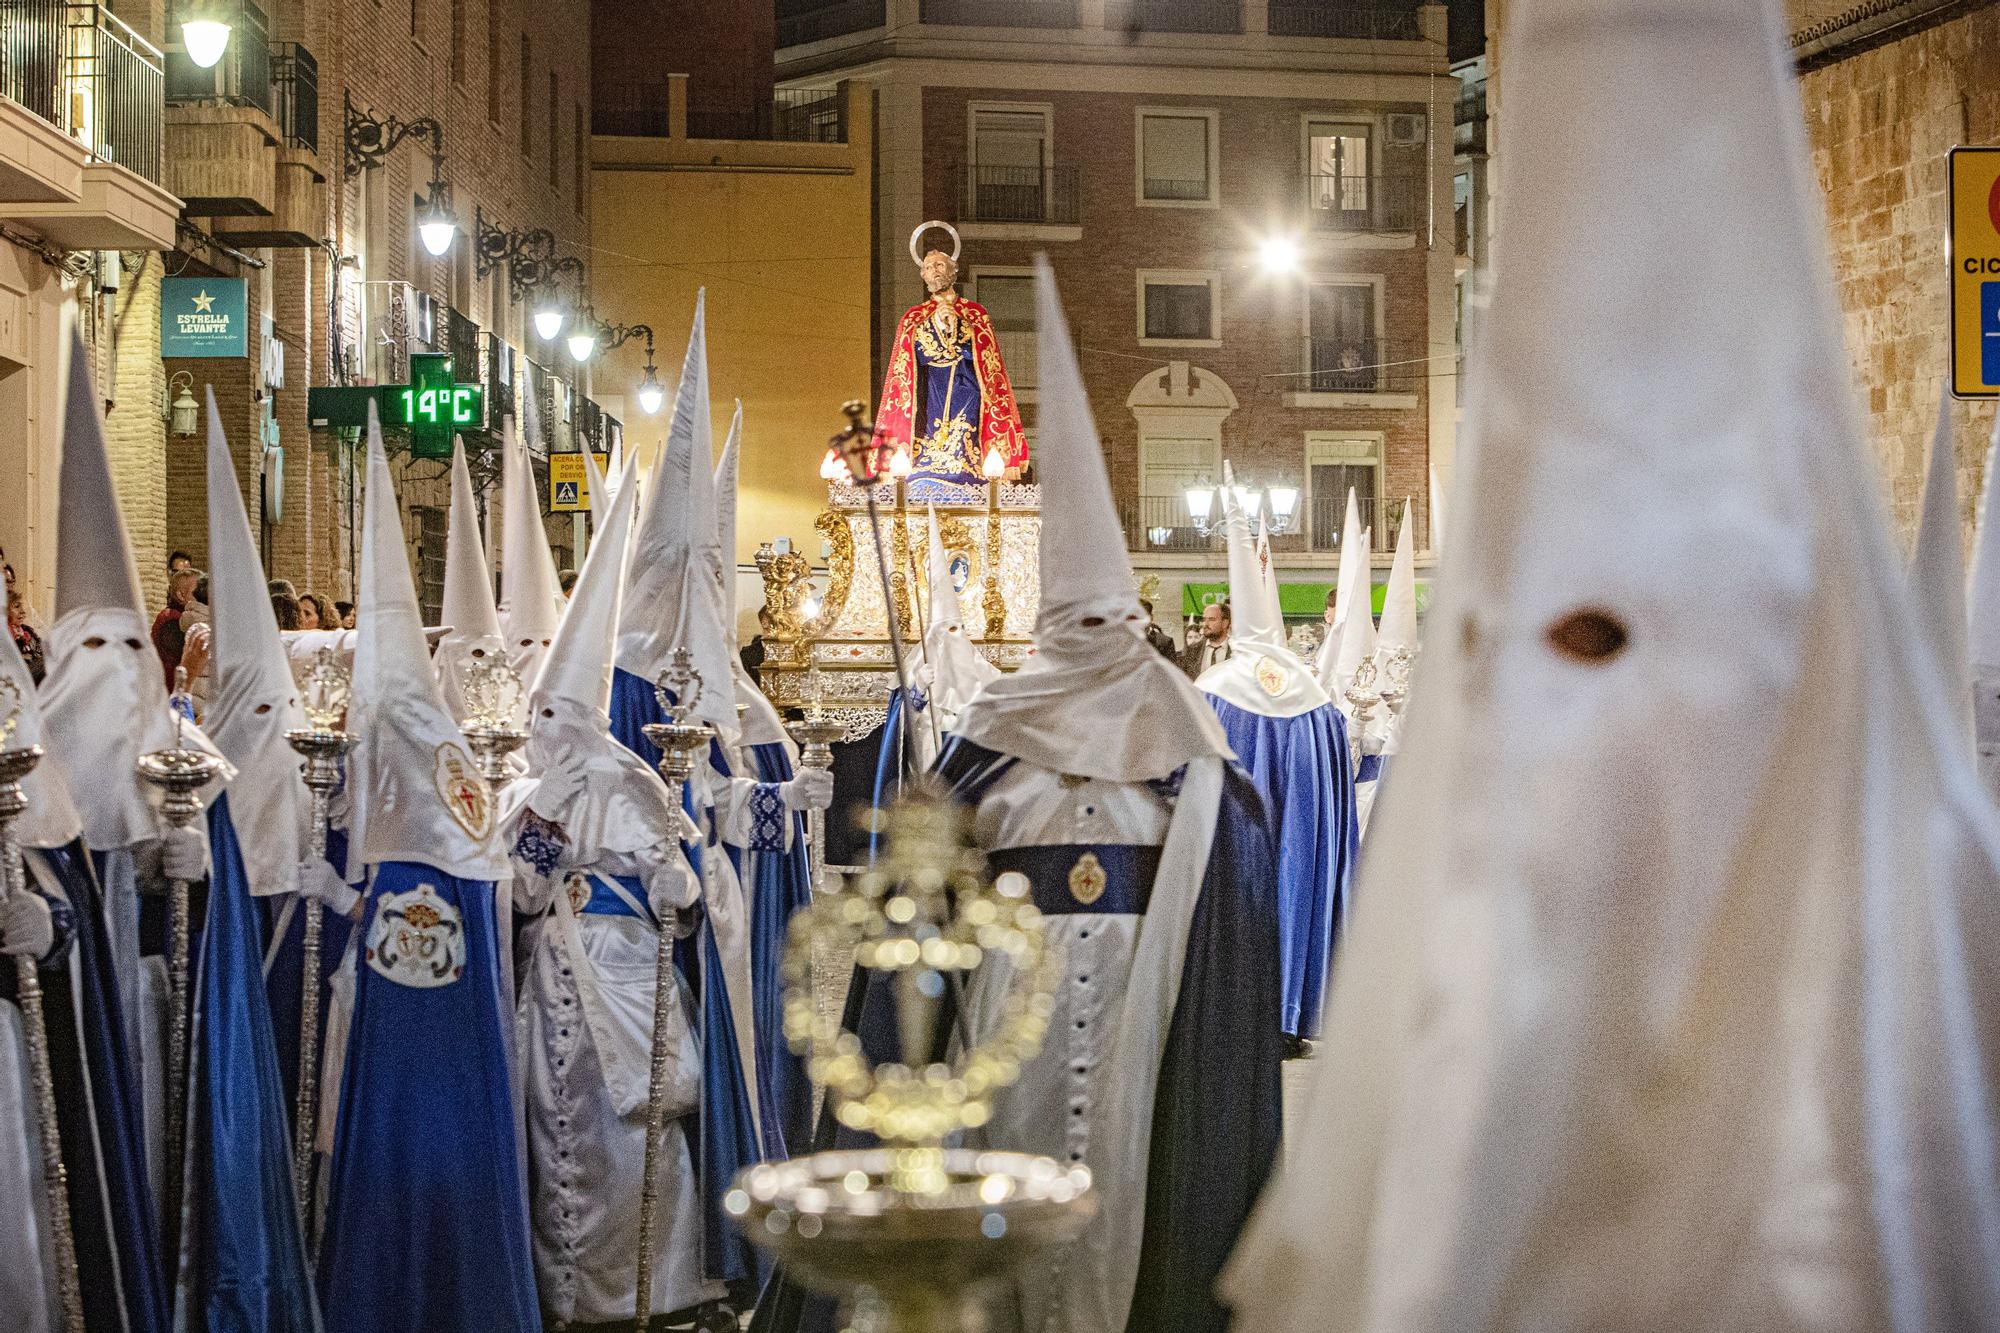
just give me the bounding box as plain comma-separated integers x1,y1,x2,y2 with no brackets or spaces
816,510,854,634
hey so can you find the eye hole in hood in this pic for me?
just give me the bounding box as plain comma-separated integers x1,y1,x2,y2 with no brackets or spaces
1546,609,1629,664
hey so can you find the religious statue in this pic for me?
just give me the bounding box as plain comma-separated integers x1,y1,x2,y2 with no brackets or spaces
873,221,1029,488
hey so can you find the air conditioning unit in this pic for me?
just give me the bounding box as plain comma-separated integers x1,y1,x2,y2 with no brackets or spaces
1386,112,1427,145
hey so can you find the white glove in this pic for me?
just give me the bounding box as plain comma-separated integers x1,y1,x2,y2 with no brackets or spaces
0,893,53,959
295,857,362,918
643,856,699,922
159,824,210,882
780,768,834,813
528,754,587,823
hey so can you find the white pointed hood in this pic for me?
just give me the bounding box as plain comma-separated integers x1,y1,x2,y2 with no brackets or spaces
500,409,564,687
921,504,998,725
1324,525,1377,711
581,440,610,516
617,292,740,744
347,407,503,879
526,455,677,855
1966,411,2000,797
1910,387,1971,748
1317,489,1368,679
1373,503,1418,662
1199,469,1328,718
437,438,507,724
953,260,1230,780
1226,1,2000,1328
42,323,223,850
203,389,308,894
712,399,790,750
0,615,80,851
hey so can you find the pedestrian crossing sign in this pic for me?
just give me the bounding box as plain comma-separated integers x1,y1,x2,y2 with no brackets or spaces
546,452,609,512
1949,146,2000,398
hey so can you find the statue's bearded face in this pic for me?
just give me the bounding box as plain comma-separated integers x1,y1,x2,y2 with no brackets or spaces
921,251,958,294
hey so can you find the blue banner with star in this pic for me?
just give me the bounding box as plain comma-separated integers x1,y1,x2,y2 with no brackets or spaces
161,277,248,357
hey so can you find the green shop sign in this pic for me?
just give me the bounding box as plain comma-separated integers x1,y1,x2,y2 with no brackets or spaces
1180,580,1427,619
161,277,248,357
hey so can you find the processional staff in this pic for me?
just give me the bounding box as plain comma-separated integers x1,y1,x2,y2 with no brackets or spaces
634,649,713,1330
0,678,85,1333
136,668,225,1253
282,648,354,1229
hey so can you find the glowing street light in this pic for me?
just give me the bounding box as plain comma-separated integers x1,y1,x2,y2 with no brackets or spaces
1257,234,1301,277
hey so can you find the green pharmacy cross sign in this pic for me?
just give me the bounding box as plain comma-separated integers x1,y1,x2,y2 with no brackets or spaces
306,354,485,459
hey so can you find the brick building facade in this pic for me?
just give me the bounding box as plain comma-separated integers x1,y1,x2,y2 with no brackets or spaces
779,0,1458,619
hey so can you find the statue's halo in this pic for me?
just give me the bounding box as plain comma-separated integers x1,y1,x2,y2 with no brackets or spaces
909,220,961,268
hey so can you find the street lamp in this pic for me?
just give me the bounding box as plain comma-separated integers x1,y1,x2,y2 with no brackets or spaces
345,92,455,257
532,299,566,342
635,366,665,416
1257,234,1301,277
1268,485,1300,534
179,1,233,68
566,325,598,363
167,372,198,437
1184,479,1216,534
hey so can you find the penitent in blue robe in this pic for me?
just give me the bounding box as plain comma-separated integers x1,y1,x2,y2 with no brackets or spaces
183,795,319,1332
742,740,814,1159
36,843,169,1333
610,666,766,1289
754,739,1284,1333
1206,697,1357,1040
316,861,538,1333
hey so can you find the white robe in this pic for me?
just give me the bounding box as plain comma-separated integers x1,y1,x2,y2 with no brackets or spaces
956,758,1225,1333
513,840,715,1322
0,999,57,1333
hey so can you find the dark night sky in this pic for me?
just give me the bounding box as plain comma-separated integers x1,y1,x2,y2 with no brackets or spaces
1447,0,1485,63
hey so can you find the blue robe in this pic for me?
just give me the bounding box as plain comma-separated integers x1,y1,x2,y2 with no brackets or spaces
48,842,170,1333
610,666,766,1289
1207,697,1357,1040
743,740,814,1159
316,862,538,1332
183,796,320,1332
868,687,924,861
754,738,1283,1333
13,845,160,1333
262,827,356,1111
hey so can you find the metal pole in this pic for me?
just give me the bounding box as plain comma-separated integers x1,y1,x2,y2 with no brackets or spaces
0,739,85,1333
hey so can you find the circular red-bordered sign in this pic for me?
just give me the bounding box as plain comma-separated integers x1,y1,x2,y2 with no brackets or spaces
1989,172,2000,235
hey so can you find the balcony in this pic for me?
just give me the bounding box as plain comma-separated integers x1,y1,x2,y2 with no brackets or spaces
1106,0,1242,35
1120,491,1432,558
921,0,1079,28
951,162,1081,227
0,3,178,249
1285,336,1425,408
777,0,885,48
1268,2,1426,40
165,10,325,247
596,80,846,143
1305,172,1424,235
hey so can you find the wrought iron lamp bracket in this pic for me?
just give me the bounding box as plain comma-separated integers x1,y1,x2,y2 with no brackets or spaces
344,90,449,183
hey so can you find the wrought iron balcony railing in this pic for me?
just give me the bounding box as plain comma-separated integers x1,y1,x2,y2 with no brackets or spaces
270,42,316,152
953,162,1081,226
67,4,165,183
1304,171,1424,232
1110,0,1241,34
922,0,1079,28
1267,2,1425,40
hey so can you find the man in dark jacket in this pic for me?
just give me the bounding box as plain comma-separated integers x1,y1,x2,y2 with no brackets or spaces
1179,599,1232,677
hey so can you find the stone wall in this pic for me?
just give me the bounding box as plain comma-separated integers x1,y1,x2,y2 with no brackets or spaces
1803,5,1998,543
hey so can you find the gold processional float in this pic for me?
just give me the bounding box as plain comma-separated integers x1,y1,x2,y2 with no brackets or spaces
721,223,1094,1329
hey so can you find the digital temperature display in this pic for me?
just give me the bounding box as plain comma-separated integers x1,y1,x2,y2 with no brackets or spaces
395,354,483,458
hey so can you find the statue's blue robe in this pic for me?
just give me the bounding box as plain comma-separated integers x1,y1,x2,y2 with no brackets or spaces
1206,696,1357,1039
610,666,766,1290
316,861,538,1332
755,737,1283,1333
182,795,319,1332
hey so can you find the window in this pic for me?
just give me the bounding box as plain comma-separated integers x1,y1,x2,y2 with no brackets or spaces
574,103,586,214
1305,434,1382,554
1136,109,1216,206
547,72,559,186
970,269,1035,393
968,103,1050,223
519,35,532,151
486,9,502,122
1306,281,1378,391
413,505,447,623
450,0,465,84
1305,117,1372,215
1137,270,1221,346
